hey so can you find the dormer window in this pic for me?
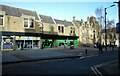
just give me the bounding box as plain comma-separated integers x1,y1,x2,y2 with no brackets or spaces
58,26,64,33
24,18,35,29
24,18,28,27
29,19,34,28
0,15,3,25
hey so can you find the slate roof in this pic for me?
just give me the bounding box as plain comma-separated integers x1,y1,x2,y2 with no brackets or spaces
54,19,73,27
0,4,39,20
72,20,83,28
39,14,54,24
76,20,82,24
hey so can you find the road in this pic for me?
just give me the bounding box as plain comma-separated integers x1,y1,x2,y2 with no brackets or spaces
2,51,118,75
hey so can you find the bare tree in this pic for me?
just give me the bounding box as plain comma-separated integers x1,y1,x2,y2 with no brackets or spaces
95,6,104,26
106,19,115,44
106,19,115,29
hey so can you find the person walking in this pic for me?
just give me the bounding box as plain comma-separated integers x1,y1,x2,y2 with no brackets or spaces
97,41,103,53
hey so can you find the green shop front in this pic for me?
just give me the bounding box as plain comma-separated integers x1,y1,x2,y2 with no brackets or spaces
41,34,79,48
1,31,79,50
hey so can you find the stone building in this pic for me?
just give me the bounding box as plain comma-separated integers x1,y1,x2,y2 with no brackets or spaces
72,16,102,46
0,4,78,51
101,28,119,46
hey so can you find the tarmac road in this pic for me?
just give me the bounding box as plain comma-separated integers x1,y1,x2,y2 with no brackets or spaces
2,50,118,75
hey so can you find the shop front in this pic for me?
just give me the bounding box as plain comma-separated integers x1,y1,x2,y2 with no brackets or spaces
1,36,14,51
15,36,40,50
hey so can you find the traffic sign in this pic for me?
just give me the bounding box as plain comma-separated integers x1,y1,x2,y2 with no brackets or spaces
116,22,120,33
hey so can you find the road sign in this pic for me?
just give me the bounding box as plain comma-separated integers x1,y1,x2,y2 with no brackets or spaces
116,22,120,33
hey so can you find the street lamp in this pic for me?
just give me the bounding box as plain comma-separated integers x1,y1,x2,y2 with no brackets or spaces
114,1,120,70
41,19,44,49
93,30,95,44
104,4,115,51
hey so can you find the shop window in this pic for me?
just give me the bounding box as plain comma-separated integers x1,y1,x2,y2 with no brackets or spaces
0,15,3,25
33,40,39,49
3,36,13,50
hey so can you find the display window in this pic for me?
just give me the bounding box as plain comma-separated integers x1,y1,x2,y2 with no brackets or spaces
3,36,14,50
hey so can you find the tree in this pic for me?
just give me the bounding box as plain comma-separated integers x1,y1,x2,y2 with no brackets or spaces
106,19,115,44
95,6,104,26
106,19,115,29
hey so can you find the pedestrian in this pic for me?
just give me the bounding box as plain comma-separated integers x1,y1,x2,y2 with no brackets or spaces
41,42,43,49
97,42,103,53
21,42,23,50
64,41,66,48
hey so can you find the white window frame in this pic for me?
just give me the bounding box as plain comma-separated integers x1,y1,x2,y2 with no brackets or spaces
23,18,35,29
24,18,29,28
29,18,35,28
0,15,4,26
58,26,64,33
0,11,5,27
22,14,35,29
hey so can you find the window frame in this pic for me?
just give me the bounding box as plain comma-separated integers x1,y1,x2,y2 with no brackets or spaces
29,19,34,28
58,26,64,33
0,15,4,26
61,26,64,33
24,18,29,28
23,18,35,29
58,26,60,32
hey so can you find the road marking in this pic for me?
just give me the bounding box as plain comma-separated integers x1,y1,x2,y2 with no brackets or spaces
91,66,103,76
91,59,118,76
95,59,118,68
91,67,99,76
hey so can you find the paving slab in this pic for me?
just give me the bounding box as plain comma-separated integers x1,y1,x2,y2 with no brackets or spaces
2,54,21,63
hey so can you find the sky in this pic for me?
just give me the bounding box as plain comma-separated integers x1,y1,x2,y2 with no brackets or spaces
0,0,119,27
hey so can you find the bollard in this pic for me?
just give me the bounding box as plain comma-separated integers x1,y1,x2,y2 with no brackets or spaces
85,49,87,54
112,46,114,51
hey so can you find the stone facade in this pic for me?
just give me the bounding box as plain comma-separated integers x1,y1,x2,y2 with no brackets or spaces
101,28,119,46
1,4,118,50
72,16,102,46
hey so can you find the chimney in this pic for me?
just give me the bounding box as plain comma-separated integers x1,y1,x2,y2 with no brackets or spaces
73,16,76,21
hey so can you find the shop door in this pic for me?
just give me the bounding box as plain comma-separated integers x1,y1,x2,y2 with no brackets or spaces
16,40,24,50
25,40,32,49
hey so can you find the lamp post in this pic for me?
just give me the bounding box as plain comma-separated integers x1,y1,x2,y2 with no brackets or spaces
41,20,44,49
114,0,120,70
93,30,95,44
104,4,115,51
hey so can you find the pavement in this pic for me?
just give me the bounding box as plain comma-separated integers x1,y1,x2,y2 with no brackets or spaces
2,47,81,64
1,46,119,75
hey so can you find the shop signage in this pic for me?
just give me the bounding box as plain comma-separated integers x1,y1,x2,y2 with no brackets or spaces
16,36,40,40
116,22,120,33
2,36,13,49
